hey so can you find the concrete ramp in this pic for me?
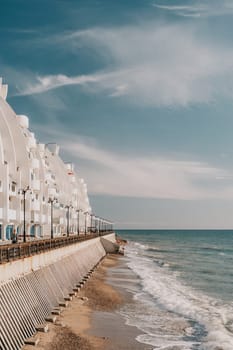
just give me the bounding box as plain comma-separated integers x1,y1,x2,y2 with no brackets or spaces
101,236,120,253
0,235,115,350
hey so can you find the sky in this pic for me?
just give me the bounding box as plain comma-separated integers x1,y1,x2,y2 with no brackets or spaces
2,0,233,229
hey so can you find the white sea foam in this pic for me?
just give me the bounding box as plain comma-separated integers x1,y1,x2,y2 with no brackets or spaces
123,241,233,350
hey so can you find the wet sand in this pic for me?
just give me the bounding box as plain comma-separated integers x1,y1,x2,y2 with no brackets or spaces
23,254,152,350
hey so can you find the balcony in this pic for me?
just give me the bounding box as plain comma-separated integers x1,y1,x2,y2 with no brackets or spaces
53,217,60,224
28,137,36,149
45,172,52,181
9,209,16,220
9,190,17,198
17,115,29,128
20,211,30,221
31,180,40,191
42,214,47,224
31,201,40,211
48,188,57,197
31,212,40,222
31,158,40,169
70,176,76,183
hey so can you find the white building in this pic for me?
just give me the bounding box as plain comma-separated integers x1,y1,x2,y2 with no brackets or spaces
0,78,92,241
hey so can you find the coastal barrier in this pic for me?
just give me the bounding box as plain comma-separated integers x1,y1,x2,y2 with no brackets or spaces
0,233,118,350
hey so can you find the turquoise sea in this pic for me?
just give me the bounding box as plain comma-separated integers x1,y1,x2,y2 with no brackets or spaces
115,230,233,350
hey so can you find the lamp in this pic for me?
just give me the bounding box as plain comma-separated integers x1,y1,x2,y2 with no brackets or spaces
18,186,30,243
48,197,57,239
84,211,88,235
76,209,81,236
65,205,72,237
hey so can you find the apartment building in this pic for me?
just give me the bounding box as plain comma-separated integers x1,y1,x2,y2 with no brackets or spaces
0,79,91,241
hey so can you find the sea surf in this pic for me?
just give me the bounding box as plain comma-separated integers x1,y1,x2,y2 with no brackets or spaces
115,230,233,350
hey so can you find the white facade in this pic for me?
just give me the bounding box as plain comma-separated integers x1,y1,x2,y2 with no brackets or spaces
0,79,92,241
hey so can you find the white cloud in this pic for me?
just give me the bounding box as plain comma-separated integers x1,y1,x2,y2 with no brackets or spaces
152,4,204,18
43,131,233,200
17,73,103,95
16,22,233,107
153,1,233,18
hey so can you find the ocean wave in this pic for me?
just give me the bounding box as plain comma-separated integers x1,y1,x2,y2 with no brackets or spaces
147,247,173,254
125,243,233,350
134,242,149,248
200,246,233,254
153,259,170,268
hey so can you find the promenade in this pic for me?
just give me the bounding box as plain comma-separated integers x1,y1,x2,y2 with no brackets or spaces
0,231,113,265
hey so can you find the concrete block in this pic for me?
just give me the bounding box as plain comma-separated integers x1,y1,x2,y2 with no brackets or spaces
59,301,69,307
69,291,77,297
76,282,84,288
35,324,49,333
53,307,62,311
45,315,57,323
64,296,72,301
52,309,61,315
24,335,40,346
73,287,80,292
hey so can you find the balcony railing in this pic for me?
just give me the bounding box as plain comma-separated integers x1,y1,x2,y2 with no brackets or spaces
8,209,16,220
31,180,40,191
0,231,114,264
31,158,40,169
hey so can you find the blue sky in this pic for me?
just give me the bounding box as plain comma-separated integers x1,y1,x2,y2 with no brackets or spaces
2,0,233,228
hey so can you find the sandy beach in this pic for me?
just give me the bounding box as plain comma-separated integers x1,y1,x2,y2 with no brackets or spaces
23,254,152,350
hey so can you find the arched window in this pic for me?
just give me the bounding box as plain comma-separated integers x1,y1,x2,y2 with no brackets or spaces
6,225,13,240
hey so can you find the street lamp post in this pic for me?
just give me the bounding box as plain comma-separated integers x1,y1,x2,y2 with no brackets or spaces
98,217,102,236
95,216,98,234
76,209,81,236
66,205,71,237
84,212,88,235
18,186,30,243
48,197,57,239
90,213,94,233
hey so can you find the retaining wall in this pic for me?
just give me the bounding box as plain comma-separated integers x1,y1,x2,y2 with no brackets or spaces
0,233,117,350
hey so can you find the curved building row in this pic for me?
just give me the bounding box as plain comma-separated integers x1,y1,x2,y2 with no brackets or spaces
0,78,105,241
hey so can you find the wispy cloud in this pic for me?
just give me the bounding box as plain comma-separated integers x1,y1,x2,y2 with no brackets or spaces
153,0,233,18
15,73,103,95
14,22,233,107
65,139,233,200
153,4,204,18
37,128,233,200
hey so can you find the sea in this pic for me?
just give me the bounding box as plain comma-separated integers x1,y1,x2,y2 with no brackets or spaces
114,229,233,350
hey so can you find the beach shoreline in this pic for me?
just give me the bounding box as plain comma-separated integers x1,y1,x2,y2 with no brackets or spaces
23,254,152,350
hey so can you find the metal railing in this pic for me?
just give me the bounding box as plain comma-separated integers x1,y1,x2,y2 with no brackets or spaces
0,231,114,265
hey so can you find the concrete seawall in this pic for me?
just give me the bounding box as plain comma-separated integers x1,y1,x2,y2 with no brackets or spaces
0,233,118,350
